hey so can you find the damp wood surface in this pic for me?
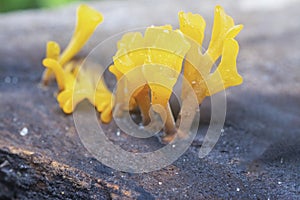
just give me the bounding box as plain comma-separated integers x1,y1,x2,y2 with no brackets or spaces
0,0,299,199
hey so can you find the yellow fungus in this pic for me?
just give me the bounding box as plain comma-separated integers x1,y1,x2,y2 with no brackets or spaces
95,79,115,123
178,11,206,47
179,6,243,105
109,26,190,132
142,26,190,106
41,5,243,141
59,5,103,66
205,38,243,96
41,5,114,123
42,4,103,85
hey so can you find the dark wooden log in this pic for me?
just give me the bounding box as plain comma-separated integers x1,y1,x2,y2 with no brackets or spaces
0,0,299,199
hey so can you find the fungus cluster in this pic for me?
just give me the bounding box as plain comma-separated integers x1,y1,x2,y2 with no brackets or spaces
42,5,243,142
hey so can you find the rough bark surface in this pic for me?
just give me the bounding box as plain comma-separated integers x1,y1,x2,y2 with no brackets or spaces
0,0,299,199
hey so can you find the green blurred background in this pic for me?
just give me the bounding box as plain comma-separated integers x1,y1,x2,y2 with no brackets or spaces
0,0,87,13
